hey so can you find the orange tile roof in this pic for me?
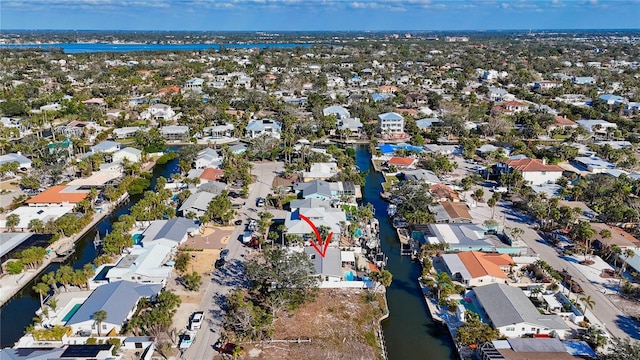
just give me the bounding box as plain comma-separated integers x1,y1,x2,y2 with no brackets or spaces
555,116,577,127
158,86,180,95
503,100,527,107
430,184,459,201
441,201,472,220
457,251,511,279
26,186,87,204
200,168,224,181
506,158,563,173
388,157,415,167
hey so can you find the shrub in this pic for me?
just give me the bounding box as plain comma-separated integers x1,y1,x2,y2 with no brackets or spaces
5,260,24,274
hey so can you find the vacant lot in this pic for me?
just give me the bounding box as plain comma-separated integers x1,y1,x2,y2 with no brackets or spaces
238,288,388,360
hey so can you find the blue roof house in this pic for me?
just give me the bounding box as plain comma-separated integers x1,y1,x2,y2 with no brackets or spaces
599,94,626,105
66,281,162,336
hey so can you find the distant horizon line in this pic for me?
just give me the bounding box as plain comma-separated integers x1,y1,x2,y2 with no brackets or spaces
2,28,640,33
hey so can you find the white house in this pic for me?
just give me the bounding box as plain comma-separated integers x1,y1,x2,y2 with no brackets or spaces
505,158,564,186
323,105,351,120
193,148,221,169
160,125,190,141
113,127,142,139
140,217,198,248
576,119,617,135
112,147,143,164
140,104,176,122
304,247,342,282
245,119,282,139
106,244,173,284
302,162,339,182
0,153,32,170
473,283,570,338
90,141,121,154
184,78,204,93
66,281,162,336
178,192,216,218
378,112,405,134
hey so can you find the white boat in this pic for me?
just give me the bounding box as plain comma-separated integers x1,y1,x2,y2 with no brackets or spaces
387,204,397,217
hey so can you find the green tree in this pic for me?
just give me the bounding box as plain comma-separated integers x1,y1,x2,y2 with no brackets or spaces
181,272,202,291
570,221,596,259
601,338,640,360
369,269,393,292
33,282,50,311
5,260,24,274
580,295,596,311
91,310,108,336
6,213,20,232
455,312,500,346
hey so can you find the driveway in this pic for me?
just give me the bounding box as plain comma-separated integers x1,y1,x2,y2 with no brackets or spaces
182,161,283,359
466,190,640,340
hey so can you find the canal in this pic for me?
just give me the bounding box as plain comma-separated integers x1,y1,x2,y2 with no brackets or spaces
0,158,180,348
355,146,455,360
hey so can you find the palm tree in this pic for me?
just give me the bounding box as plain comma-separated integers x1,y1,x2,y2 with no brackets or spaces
91,310,108,336
33,282,50,311
619,249,636,284
580,295,596,312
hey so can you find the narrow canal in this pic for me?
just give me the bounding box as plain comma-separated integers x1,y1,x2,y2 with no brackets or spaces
355,146,455,360
0,158,180,348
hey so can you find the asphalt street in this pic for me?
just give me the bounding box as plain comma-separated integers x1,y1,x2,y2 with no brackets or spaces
183,161,282,359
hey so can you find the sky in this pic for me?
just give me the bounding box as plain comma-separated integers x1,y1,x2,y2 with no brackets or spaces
2,0,639,32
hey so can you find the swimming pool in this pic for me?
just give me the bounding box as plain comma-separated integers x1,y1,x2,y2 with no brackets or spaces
354,229,363,237
62,304,82,323
344,271,356,281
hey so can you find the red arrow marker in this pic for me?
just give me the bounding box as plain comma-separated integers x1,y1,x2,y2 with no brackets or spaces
298,213,333,258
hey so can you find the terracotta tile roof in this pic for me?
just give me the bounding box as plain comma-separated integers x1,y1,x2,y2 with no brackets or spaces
441,201,472,220
503,100,526,107
591,223,640,248
394,108,418,116
26,186,87,204
430,183,459,201
387,157,415,167
199,168,224,181
554,116,577,127
458,251,511,279
158,86,180,95
506,158,563,173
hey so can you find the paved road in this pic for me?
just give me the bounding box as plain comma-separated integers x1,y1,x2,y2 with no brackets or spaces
467,188,638,340
184,161,282,359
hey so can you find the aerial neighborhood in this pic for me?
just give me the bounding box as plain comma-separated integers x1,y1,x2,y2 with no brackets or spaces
0,30,639,359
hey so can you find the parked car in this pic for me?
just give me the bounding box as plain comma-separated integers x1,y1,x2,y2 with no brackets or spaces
256,197,265,207
179,331,196,349
189,311,204,330
220,249,230,260
242,231,253,244
247,219,257,231
215,257,226,268
247,237,260,249
234,219,243,226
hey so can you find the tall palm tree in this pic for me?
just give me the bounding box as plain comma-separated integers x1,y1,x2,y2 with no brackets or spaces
91,310,108,336
580,295,596,312
33,282,50,311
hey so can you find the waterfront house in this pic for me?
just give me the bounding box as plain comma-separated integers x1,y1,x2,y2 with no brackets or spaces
0,344,115,360
193,148,222,169
441,251,512,287
473,283,570,338
0,206,74,231
421,223,520,254
25,186,88,207
430,202,473,224
112,147,143,164
113,126,142,139
284,207,347,238
187,167,225,183
140,217,198,248
304,246,342,282
245,119,282,139
178,192,216,218
106,243,173,285
386,157,416,170
294,180,333,201
337,117,363,136
478,338,588,360
505,158,564,186
429,184,460,203
160,125,190,141
401,169,441,185
66,281,162,336
378,112,405,135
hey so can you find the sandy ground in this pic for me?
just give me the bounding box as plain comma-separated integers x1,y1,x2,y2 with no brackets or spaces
237,288,386,360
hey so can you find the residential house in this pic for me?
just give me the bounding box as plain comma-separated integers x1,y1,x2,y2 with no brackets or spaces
140,103,176,122
0,153,31,170
48,140,73,157
533,81,560,90
441,251,512,287
574,156,616,173
505,158,564,186
304,247,342,282
572,76,596,85
245,119,282,139
416,117,440,130
90,140,121,154
66,281,162,336
576,120,618,135
202,124,234,138
501,100,529,113
106,243,173,284
337,117,363,136
294,180,333,201
323,105,350,120
187,167,225,183
0,117,29,138
387,157,417,170
430,202,474,224
184,78,204,93
402,169,441,185
424,144,459,156
82,98,107,110
599,94,626,105
140,217,198,248
193,148,222,169
285,207,347,238
25,186,88,207
113,126,142,139
0,345,115,360
549,116,578,131
178,192,216,218
430,184,460,202
302,163,339,182
422,223,518,254
160,125,190,141
590,223,640,252
487,87,513,102
473,283,570,338
112,147,143,164
478,338,587,360
0,206,74,230
378,112,405,134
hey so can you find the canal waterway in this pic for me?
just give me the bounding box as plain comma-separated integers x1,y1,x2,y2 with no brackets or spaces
0,158,180,348
355,146,455,360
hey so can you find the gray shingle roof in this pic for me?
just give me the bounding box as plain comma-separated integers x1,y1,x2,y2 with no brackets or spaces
154,217,197,242
304,247,342,278
474,283,569,330
66,281,161,326
178,192,215,213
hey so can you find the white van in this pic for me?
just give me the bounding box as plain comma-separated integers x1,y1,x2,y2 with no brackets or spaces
243,231,253,244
